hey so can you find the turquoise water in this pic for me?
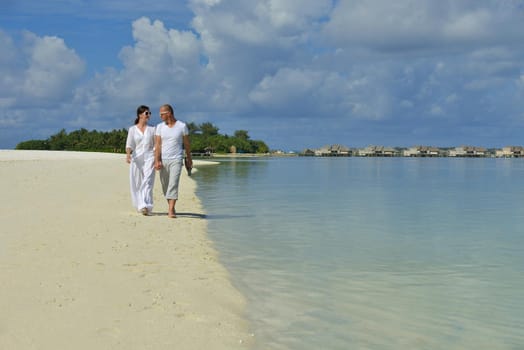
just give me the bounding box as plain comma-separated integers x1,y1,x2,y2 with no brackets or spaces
194,157,524,350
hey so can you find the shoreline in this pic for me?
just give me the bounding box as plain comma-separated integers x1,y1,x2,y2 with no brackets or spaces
0,150,252,349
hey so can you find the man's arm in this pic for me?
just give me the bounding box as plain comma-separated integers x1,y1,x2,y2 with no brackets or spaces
154,135,162,170
183,135,192,169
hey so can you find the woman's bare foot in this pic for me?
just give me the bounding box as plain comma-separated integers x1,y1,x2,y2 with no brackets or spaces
168,211,176,218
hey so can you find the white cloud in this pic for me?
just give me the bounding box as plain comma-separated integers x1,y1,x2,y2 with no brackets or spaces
0,30,84,106
119,17,201,75
0,31,19,109
0,27,88,145
0,30,16,66
443,9,492,40
21,33,85,101
323,0,441,50
249,67,392,121
322,0,524,53
69,17,212,129
191,3,273,52
190,0,221,7
249,68,318,106
255,0,331,30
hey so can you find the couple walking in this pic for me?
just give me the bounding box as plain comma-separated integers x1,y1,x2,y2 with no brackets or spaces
125,104,193,218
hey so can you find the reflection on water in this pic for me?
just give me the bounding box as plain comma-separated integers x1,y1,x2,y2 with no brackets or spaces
195,157,269,184
195,157,524,350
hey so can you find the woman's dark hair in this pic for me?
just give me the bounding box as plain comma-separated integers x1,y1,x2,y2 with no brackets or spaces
135,105,150,124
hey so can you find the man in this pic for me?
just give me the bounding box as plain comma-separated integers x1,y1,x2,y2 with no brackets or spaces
154,104,193,218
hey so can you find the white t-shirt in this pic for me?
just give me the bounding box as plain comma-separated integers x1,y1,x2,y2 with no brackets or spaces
155,121,189,160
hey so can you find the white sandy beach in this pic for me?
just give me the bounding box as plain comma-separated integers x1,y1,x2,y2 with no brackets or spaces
0,150,252,349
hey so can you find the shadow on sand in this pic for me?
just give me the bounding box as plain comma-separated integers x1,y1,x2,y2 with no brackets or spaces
148,211,207,218
147,212,254,220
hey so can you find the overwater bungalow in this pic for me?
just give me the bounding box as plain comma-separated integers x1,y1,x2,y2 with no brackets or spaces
308,144,352,156
403,146,442,157
495,146,524,158
358,145,399,157
449,146,488,157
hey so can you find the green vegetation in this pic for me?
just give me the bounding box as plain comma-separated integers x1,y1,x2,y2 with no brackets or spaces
16,128,128,153
187,122,269,154
15,122,269,154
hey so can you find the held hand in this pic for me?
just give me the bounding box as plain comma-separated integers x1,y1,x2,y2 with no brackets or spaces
155,160,163,170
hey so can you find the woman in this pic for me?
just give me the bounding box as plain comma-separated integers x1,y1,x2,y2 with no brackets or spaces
126,105,156,215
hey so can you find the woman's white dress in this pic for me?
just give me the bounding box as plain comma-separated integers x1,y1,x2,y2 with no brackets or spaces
126,125,156,212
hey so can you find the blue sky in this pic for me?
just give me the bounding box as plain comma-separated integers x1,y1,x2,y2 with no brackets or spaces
2,0,524,151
